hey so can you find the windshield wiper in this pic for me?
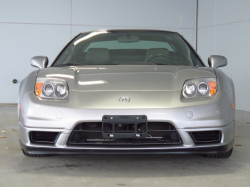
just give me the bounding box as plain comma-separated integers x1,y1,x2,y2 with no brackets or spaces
154,63,182,65
118,62,157,65
53,63,83,67
84,64,118,65
118,62,184,66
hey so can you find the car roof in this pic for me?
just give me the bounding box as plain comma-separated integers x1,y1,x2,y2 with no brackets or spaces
81,29,178,34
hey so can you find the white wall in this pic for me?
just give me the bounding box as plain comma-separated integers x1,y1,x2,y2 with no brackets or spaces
0,0,196,103
198,0,250,111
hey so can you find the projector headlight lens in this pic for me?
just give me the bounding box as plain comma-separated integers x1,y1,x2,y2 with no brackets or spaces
55,85,67,97
184,83,196,96
197,82,209,95
43,83,54,96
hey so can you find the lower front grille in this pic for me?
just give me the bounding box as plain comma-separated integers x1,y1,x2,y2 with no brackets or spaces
30,131,60,144
68,122,182,146
190,131,221,144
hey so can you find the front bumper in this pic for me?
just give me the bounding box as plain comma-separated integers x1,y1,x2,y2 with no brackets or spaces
19,120,235,155
19,91,235,155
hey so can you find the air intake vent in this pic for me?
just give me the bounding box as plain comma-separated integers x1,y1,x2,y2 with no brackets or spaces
190,131,221,144
30,131,60,144
68,122,182,146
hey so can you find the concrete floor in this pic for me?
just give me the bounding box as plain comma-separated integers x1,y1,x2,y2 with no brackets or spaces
0,107,250,187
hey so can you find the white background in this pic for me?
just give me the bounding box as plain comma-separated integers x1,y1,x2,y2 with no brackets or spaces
0,0,196,103
0,0,249,112
198,0,250,111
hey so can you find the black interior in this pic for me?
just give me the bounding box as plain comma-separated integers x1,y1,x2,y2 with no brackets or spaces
75,48,187,65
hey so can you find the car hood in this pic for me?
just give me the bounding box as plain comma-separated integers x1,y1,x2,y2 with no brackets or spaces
37,65,215,91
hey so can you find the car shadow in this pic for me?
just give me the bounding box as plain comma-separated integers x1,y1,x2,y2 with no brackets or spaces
17,147,246,178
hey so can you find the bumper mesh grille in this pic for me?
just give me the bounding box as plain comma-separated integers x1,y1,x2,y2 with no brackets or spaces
68,122,182,146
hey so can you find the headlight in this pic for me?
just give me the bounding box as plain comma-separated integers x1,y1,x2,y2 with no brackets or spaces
35,78,68,99
182,78,216,98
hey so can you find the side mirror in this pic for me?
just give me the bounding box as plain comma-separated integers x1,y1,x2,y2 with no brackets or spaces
31,56,48,68
208,55,227,69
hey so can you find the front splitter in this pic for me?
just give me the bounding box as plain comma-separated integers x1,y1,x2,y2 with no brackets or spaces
20,140,234,155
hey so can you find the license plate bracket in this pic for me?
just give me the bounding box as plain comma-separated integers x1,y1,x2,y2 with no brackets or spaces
102,115,147,138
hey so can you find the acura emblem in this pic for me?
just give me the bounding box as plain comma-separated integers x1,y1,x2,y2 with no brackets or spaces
119,96,130,102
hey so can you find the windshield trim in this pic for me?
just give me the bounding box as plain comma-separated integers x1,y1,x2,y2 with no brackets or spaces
177,33,206,67
50,33,81,67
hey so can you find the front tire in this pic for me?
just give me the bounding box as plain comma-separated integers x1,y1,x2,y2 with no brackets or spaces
204,148,233,158
22,149,49,157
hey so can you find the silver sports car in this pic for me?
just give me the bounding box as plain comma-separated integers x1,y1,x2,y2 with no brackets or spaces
18,30,235,158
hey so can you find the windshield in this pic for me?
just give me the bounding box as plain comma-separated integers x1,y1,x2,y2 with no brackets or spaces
53,30,203,67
